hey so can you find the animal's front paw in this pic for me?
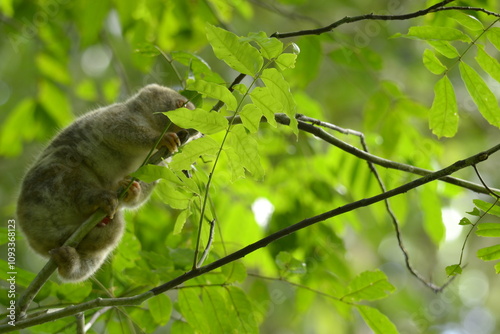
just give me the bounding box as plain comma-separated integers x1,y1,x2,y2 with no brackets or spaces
98,192,119,219
49,245,79,277
157,132,181,153
118,179,141,204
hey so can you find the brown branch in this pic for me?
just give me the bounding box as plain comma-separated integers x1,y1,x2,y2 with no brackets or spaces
271,0,460,39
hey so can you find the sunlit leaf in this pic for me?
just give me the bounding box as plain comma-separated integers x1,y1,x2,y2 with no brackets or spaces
155,181,192,209
275,251,307,275
239,104,263,133
187,79,237,110
0,99,35,156
445,264,462,276
473,199,500,217
174,209,191,235
148,294,172,326
250,87,281,127
202,288,234,333
244,31,283,59
170,136,220,171
459,217,472,226
38,80,73,127
476,46,500,83
260,68,297,133
477,244,500,261
466,207,481,216
227,125,264,179
225,286,258,333
429,76,458,138
356,305,399,334
276,53,297,70
487,27,500,51
423,49,447,75
342,270,395,302
476,223,500,237
459,62,500,128
179,289,211,333
427,41,460,58
36,53,71,84
167,108,228,134
448,11,484,31
407,26,471,42
206,23,263,76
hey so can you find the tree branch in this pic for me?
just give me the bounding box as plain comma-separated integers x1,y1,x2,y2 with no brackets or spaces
271,0,458,39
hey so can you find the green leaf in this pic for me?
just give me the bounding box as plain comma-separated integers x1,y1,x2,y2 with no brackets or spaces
244,31,283,59
56,282,92,303
202,288,233,333
407,26,471,42
36,53,71,84
445,264,463,276
133,43,161,57
222,262,247,283
170,136,220,171
225,286,258,333
0,99,35,156
148,294,172,326
487,27,500,51
476,47,500,83
260,68,297,133
429,76,458,138
448,11,484,31
276,53,297,70
476,223,500,237
473,199,500,217
239,104,263,133
342,270,395,302
187,79,237,110
38,80,73,127
423,49,447,75
172,51,225,84
467,207,481,216
206,23,263,76
155,181,192,209
459,62,500,128
250,87,281,127
174,209,191,235
167,108,228,134
356,305,399,334
275,251,307,275
427,41,459,59
459,217,472,226
421,184,445,244
477,244,500,261
495,262,500,274
227,125,265,179
178,289,211,333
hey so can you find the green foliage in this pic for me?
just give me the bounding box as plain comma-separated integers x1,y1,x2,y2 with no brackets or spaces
5,1,500,333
